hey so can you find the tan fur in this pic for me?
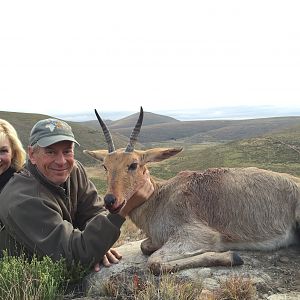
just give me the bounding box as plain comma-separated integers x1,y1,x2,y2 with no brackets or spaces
84,147,300,274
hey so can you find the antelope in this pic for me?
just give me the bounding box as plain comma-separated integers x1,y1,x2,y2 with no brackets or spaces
84,107,300,275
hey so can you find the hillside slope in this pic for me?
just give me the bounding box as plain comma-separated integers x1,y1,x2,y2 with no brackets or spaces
1,110,300,169
81,111,179,130
112,116,300,143
149,128,300,180
0,111,129,165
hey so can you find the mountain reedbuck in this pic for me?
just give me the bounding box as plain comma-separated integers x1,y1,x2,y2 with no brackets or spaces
84,107,300,275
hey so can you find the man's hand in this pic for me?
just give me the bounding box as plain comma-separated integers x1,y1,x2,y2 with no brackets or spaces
94,248,122,272
119,170,154,217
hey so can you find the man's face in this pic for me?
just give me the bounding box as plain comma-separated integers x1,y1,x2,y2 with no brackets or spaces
29,140,75,185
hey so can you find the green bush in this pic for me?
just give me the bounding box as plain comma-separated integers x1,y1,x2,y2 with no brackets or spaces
0,251,89,300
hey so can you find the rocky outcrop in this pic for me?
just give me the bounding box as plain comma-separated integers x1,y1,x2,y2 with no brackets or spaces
83,240,300,299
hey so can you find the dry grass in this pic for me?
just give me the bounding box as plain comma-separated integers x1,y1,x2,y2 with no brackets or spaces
84,166,104,178
102,271,203,300
212,276,257,300
102,273,257,300
114,220,146,247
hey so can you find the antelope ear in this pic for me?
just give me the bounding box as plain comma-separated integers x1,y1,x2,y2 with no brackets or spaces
140,148,183,164
83,149,108,162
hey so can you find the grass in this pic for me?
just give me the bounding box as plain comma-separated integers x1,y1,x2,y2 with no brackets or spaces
114,220,146,247
89,177,107,195
0,251,257,300
101,272,257,300
213,276,257,300
147,138,300,179
139,139,300,181
102,271,203,300
0,252,66,299
2,137,298,299
0,251,89,300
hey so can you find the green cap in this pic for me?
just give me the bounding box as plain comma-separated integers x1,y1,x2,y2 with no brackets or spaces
29,119,80,147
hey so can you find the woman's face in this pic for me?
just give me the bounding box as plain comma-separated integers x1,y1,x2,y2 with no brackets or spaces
0,136,13,175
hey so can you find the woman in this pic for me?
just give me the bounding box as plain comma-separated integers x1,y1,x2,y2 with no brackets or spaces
0,119,26,191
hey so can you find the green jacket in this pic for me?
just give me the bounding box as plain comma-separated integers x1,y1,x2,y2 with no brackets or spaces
0,160,125,266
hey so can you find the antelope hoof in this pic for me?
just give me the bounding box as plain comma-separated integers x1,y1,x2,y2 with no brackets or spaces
228,251,244,266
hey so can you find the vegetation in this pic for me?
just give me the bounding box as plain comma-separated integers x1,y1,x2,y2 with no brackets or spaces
86,138,300,184
102,271,203,299
0,249,257,300
115,219,146,247
100,272,256,299
0,251,89,300
1,110,300,298
89,177,107,195
1,110,300,165
112,116,300,143
213,276,256,300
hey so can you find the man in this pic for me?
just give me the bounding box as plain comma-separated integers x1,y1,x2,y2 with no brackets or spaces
0,118,153,271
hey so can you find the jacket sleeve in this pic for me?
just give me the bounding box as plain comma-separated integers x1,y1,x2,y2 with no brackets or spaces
6,196,125,266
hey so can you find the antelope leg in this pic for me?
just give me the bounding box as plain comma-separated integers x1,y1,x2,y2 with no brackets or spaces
141,238,160,255
147,251,243,275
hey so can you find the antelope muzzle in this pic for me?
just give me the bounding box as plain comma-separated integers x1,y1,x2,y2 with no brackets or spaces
104,193,124,214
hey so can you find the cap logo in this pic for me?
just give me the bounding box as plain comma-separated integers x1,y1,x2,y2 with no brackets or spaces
45,120,67,132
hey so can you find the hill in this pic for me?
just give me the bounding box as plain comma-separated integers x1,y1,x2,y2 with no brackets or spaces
80,111,179,130
80,110,300,144
148,127,300,180
0,111,130,165
109,111,179,129
82,119,113,129
180,117,300,143
109,116,300,144
1,110,300,170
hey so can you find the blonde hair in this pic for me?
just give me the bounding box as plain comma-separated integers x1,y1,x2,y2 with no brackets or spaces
0,119,26,171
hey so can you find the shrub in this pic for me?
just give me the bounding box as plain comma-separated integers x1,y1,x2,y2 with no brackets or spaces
0,251,89,300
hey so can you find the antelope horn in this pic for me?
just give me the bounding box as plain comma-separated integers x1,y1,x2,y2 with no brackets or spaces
125,106,144,152
94,109,115,153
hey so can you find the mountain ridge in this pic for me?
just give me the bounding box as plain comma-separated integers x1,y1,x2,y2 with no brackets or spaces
1,110,300,167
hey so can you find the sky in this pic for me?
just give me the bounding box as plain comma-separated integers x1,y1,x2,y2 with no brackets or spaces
1,1,300,121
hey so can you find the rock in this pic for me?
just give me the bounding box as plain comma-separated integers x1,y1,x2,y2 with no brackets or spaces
199,289,215,299
279,256,289,263
179,267,212,280
83,240,300,299
201,277,219,290
84,240,148,296
267,292,300,300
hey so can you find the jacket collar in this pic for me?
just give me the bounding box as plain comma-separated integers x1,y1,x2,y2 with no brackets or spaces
0,167,16,192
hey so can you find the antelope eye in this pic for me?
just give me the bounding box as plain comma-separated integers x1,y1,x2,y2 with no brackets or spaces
102,164,107,172
128,162,138,171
